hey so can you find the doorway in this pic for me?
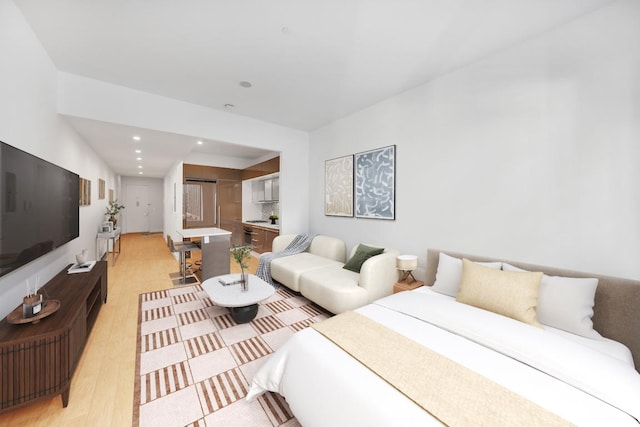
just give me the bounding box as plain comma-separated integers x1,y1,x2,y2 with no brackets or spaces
125,185,150,233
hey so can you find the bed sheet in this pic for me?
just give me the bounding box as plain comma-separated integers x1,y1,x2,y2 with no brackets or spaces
247,290,640,426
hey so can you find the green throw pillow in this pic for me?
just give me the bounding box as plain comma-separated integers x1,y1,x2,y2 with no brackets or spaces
343,244,385,273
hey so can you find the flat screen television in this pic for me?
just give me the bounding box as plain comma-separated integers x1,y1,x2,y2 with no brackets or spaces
0,141,79,278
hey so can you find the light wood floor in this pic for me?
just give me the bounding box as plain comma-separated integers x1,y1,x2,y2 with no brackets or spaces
0,233,255,427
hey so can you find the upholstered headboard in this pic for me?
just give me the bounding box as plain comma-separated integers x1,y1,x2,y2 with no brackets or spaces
425,249,640,373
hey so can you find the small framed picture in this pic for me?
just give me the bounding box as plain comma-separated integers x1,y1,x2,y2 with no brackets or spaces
101,222,113,233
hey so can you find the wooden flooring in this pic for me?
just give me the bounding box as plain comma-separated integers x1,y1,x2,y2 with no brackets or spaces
0,233,253,427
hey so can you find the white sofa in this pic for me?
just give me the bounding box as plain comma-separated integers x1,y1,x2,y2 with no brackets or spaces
268,234,400,314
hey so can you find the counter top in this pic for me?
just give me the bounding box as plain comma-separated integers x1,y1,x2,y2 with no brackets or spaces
178,227,232,238
243,222,279,231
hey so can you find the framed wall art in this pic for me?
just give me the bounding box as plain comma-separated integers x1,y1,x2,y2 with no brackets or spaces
355,145,395,220
79,178,91,206
98,179,105,199
324,154,354,217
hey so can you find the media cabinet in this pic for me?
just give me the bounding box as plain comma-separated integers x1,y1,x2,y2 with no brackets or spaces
0,261,107,413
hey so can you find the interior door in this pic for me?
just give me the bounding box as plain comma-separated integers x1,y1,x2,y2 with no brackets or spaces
125,185,150,233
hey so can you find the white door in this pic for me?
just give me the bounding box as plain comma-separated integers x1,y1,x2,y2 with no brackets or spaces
126,185,150,233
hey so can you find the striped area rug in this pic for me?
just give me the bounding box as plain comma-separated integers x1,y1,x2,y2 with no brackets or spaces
133,284,329,427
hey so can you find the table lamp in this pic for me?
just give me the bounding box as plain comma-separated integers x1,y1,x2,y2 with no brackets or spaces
396,255,418,283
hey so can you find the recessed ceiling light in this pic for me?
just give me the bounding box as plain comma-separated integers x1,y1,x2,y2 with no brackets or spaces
197,140,203,145
139,171,143,175
239,81,252,88
133,136,141,141
136,157,142,161
135,149,141,154
224,104,235,110
138,165,143,169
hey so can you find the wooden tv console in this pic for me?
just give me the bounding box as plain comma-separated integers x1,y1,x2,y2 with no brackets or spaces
0,261,107,413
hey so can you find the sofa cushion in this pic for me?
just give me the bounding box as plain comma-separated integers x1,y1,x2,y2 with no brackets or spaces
343,244,385,273
270,252,343,292
299,266,369,314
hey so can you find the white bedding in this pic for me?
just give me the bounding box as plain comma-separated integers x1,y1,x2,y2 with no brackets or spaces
247,289,640,426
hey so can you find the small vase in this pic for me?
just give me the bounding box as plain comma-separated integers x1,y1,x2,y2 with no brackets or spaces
240,271,249,292
270,218,276,225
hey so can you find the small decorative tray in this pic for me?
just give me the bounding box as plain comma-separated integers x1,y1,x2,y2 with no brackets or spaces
6,300,61,324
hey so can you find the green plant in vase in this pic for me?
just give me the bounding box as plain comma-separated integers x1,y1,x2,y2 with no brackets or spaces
105,200,125,228
231,245,252,291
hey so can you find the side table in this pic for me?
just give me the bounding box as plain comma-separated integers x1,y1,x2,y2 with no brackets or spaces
393,280,424,294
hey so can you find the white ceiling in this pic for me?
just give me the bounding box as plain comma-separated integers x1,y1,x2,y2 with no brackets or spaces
15,0,614,177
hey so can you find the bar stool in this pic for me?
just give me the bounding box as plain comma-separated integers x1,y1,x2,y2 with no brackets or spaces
170,238,200,284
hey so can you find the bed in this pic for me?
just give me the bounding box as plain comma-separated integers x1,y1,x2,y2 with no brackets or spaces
246,249,640,426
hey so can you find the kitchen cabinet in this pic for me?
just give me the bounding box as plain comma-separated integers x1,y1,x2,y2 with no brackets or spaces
252,177,279,202
247,224,279,253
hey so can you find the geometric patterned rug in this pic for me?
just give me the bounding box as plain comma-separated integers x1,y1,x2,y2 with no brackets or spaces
133,284,330,427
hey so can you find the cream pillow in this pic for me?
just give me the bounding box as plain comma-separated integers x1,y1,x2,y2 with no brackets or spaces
431,253,502,297
502,263,601,338
456,259,543,326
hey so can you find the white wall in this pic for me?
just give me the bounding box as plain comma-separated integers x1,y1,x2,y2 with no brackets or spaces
0,1,117,318
309,0,640,280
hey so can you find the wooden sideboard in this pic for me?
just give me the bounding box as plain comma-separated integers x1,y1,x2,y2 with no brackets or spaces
0,261,108,413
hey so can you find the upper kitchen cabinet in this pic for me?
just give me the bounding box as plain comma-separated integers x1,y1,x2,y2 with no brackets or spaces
241,157,280,180
252,175,279,203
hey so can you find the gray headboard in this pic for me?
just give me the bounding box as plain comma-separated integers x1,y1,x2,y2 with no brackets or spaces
425,249,640,373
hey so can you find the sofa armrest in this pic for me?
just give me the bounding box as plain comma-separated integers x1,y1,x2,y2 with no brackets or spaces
271,234,298,253
358,249,400,302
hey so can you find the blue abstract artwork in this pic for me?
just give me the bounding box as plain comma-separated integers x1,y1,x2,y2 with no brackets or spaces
355,145,395,220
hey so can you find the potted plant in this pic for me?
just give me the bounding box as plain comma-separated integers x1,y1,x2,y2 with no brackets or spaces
105,200,125,228
268,214,279,225
231,245,252,291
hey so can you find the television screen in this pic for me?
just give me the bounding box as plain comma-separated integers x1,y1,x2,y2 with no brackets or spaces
0,141,79,278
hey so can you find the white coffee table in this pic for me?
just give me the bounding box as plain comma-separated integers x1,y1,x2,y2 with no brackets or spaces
201,273,275,323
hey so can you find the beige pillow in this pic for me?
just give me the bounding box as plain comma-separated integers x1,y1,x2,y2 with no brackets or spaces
456,259,543,326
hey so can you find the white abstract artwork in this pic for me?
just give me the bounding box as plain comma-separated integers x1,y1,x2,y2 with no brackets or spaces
325,155,354,217
355,145,395,220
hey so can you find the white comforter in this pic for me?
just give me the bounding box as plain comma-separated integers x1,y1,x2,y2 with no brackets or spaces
247,289,640,426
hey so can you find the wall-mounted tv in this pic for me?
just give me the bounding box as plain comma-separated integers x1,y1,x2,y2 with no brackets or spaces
0,141,79,278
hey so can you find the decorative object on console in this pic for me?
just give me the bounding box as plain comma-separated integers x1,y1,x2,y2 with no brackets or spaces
105,199,125,228
269,214,279,224
355,145,395,220
76,249,88,265
325,154,354,217
396,254,418,283
231,245,252,291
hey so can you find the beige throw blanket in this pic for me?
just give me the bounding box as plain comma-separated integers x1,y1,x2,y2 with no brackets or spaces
312,311,574,427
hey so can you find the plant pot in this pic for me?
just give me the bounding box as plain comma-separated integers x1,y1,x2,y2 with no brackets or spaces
270,218,277,225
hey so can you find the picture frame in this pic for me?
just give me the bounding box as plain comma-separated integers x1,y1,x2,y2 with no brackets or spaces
79,177,91,206
98,179,105,199
354,145,396,220
324,154,354,217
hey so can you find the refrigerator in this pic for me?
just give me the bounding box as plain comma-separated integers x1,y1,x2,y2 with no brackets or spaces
183,178,242,246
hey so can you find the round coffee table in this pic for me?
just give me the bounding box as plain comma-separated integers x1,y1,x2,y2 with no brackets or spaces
201,274,275,323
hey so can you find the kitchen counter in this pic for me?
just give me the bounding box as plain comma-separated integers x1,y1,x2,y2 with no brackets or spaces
178,227,232,238
177,227,231,280
242,222,279,230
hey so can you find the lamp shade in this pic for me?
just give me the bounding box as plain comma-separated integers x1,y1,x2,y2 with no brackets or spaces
396,255,418,270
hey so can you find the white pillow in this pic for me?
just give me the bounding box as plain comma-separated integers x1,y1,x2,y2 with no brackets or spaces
502,263,601,339
431,253,502,297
